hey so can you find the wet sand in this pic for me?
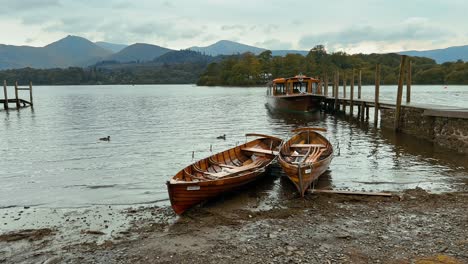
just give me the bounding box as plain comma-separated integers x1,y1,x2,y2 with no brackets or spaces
1,178,467,264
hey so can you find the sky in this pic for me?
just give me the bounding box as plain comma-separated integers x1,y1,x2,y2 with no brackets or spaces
0,0,467,54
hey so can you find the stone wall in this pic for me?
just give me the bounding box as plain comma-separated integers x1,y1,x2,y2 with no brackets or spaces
380,107,468,154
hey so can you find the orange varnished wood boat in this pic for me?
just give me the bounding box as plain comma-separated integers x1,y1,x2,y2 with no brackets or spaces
167,133,283,214
266,75,322,112
278,127,333,196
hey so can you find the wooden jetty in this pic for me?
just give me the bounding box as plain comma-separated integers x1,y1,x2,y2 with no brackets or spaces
300,55,468,154
1,80,34,110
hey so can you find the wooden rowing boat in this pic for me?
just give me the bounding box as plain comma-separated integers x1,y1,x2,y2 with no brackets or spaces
278,127,333,196
167,133,283,215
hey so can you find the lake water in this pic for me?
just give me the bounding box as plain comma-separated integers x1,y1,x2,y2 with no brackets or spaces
1,84,467,208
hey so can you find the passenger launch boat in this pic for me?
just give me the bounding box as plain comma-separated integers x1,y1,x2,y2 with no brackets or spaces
167,134,283,214
278,127,333,196
266,75,321,112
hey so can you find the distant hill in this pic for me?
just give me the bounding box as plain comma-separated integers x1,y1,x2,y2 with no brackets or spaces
95,41,128,53
0,44,53,69
189,40,310,57
105,43,173,62
189,40,266,56
0,35,111,70
399,45,468,63
44,35,112,66
271,50,309,56
154,50,216,64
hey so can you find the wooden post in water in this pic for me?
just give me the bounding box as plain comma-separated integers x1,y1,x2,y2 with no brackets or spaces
358,70,362,99
324,73,328,97
394,55,407,131
29,81,33,106
343,73,347,98
334,71,339,111
3,80,8,110
342,73,346,112
350,69,354,116
14,81,20,108
374,64,381,126
406,60,411,103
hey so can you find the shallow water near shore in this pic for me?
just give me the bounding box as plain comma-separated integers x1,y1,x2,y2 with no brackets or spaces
0,84,467,213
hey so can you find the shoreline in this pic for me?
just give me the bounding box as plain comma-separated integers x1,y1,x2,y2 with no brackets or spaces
1,186,467,264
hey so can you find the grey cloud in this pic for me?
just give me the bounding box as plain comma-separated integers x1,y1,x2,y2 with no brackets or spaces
299,21,455,48
221,24,246,31
263,24,279,34
44,16,99,34
0,0,60,11
256,39,292,50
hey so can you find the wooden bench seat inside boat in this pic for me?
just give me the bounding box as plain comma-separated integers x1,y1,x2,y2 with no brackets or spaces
204,159,266,178
290,144,325,148
241,147,279,155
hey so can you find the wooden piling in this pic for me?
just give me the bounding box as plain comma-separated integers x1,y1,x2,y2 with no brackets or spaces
3,80,8,110
406,61,411,103
324,74,328,96
14,81,20,108
342,73,346,112
358,70,362,99
374,64,381,126
350,70,354,116
394,55,407,131
334,71,339,111
29,81,33,106
343,74,347,98
360,102,365,121
358,103,361,118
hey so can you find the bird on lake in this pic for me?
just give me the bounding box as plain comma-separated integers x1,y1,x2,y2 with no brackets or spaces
99,136,110,141
216,134,226,140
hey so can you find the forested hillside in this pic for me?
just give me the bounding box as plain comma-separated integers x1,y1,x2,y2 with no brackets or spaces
198,45,468,86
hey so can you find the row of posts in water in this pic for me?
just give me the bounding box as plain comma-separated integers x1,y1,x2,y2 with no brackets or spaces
317,55,412,131
2,80,34,110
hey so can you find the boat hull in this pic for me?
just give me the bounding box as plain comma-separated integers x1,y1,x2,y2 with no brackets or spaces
266,95,321,113
278,154,332,196
167,135,282,214
278,129,333,196
167,168,267,215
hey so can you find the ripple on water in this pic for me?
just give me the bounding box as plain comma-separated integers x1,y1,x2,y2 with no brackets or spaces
0,84,467,208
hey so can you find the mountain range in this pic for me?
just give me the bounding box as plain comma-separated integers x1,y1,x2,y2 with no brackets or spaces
0,35,466,70
398,45,468,64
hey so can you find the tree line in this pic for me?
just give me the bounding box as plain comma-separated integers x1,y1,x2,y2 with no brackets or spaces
1,46,468,86
197,45,468,86
0,63,206,86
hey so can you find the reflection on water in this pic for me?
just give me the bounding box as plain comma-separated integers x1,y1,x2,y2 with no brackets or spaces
0,85,466,208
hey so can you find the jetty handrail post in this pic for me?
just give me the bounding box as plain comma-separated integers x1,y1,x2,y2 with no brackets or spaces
394,55,407,131
374,64,381,126
3,80,8,110
29,81,33,106
406,60,411,103
14,81,20,108
358,69,362,99
350,69,354,116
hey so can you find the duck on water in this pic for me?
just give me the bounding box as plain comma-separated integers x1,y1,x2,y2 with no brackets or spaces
99,136,110,141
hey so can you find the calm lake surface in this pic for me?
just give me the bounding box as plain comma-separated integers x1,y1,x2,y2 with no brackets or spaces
1,84,467,208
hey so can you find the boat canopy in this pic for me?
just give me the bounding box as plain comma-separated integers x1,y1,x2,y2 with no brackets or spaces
269,75,321,95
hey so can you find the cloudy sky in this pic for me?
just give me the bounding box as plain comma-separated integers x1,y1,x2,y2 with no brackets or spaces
1,0,467,53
